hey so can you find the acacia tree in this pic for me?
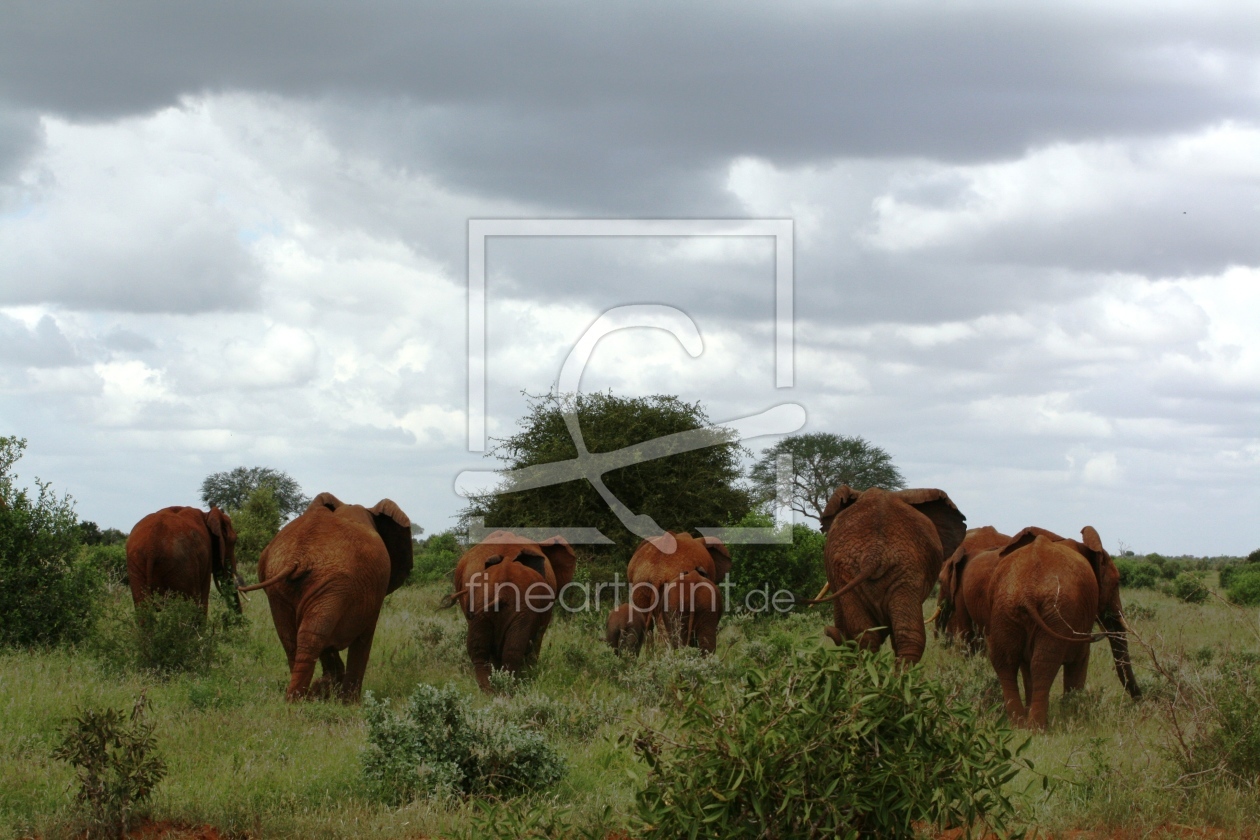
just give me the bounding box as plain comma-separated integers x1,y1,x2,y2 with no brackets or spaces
199,467,308,520
461,392,752,565
749,433,905,523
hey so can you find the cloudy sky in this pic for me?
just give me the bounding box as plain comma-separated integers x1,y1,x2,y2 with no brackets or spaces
1,1,1258,555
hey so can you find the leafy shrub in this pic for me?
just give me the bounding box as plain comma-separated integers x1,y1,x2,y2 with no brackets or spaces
83,543,129,587
362,682,566,805
1219,564,1239,590
0,436,103,648
493,689,616,741
228,486,281,571
91,593,236,676
1126,601,1157,621
1226,566,1260,606
411,529,462,585
1115,558,1160,589
1177,654,1260,788
412,616,467,665
631,644,1025,839
1247,548,1260,564
1169,572,1209,604
618,646,730,702
52,694,167,839
727,514,826,609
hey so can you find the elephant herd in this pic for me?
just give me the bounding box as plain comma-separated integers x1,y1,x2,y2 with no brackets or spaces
125,484,1141,728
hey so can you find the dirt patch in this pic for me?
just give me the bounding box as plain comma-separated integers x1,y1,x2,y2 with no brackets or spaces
124,820,225,840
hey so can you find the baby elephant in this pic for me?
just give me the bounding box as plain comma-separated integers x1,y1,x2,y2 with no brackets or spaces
605,603,647,655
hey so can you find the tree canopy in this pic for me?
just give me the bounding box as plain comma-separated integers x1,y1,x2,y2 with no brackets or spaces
200,467,308,520
461,392,752,564
749,433,906,523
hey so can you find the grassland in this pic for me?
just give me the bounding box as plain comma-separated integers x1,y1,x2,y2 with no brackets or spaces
2,574,1258,838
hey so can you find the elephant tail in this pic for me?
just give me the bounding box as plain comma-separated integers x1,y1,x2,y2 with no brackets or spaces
802,567,875,605
1027,604,1105,644
439,587,468,610
238,563,295,592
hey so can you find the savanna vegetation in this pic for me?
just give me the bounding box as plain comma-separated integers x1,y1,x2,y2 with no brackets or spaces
4,431,1260,837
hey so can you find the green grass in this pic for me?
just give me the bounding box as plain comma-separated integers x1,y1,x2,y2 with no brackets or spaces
2,576,1259,838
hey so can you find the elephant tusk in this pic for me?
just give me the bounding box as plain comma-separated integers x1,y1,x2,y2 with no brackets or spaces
812,582,830,602
803,568,875,606
923,605,941,625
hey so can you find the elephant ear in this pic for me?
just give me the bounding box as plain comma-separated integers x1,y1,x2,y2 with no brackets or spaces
539,536,576,590
998,527,1045,558
515,550,548,579
204,507,230,575
818,485,861,534
895,488,967,561
369,499,413,594
307,492,343,514
941,544,966,604
702,536,731,585
1074,525,1110,578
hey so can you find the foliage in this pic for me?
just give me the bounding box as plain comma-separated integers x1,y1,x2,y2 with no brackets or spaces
1248,548,1260,564
361,682,566,805
1169,572,1209,604
462,392,751,564
83,543,129,587
227,485,282,571
491,689,617,742
457,800,617,840
51,694,167,839
748,432,906,522
1115,558,1160,589
0,436,103,648
631,644,1026,840
1169,654,1260,790
90,593,237,676
726,512,826,609
1225,566,1260,606
411,528,463,585
618,645,732,701
200,465,308,520
77,522,127,546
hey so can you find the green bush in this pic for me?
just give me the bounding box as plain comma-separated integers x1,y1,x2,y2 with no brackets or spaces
410,529,462,585
1169,572,1209,604
1247,548,1260,564
1220,564,1240,590
727,513,826,610
0,436,103,648
1179,655,1260,788
361,682,566,805
1115,559,1160,589
83,543,129,587
90,593,236,676
1226,566,1260,606
51,694,167,839
228,486,281,572
631,644,1025,839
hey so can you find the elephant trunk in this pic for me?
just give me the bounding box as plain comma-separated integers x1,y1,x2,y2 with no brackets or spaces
212,567,243,614
1101,610,1141,700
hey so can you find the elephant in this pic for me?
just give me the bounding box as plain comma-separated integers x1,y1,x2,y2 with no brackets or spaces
448,530,576,693
934,525,1011,650
808,486,966,664
984,526,1141,728
605,603,639,654
238,492,412,702
622,532,730,656
126,506,242,615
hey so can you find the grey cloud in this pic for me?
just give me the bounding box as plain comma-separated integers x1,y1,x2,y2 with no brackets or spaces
2,4,1257,195
0,106,42,182
0,314,78,367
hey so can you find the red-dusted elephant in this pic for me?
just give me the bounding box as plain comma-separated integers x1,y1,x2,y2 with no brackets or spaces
126,506,242,615
448,530,576,693
623,532,730,656
934,525,1011,651
808,486,966,664
240,492,412,702
985,526,1141,728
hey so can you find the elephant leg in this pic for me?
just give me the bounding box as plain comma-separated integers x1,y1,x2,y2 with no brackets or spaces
309,649,345,698
1020,662,1033,708
286,618,336,701
341,627,376,702
1026,646,1065,729
267,598,300,673
994,662,1027,725
466,619,500,693
1063,647,1090,695
499,617,535,679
